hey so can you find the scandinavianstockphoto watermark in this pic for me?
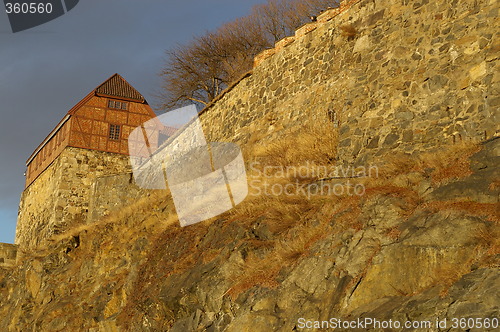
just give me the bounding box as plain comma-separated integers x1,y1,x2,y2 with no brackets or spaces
297,317,499,330
248,161,379,199
129,105,249,227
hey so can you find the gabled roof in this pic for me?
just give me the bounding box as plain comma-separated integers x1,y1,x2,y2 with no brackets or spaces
26,74,151,165
95,73,145,102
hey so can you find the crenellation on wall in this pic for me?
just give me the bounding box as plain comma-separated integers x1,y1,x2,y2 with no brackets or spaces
295,22,319,38
253,0,362,70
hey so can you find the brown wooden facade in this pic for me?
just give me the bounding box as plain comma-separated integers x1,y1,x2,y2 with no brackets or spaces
25,74,159,188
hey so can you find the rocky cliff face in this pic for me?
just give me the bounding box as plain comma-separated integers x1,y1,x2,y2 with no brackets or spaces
1,0,499,330
0,135,498,331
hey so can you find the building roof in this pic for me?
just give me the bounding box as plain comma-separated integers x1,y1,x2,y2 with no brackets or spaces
26,74,150,165
95,73,146,102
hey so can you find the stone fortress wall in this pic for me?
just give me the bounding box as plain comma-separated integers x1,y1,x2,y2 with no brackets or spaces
6,0,499,260
15,147,131,249
198,0,498,164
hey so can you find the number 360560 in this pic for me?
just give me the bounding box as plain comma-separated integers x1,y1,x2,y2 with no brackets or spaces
5,2,53,14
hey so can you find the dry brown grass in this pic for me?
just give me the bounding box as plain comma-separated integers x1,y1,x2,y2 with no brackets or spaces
473,226,500,268
219,117,342,299
365,186,421,211
489,179,500,191
249,115,338,169
340,24,358,40
428,225,497,298
227,219,330,300
386,227,402,240
381,141,481,186
226,251,281,300
434,261,474,297
224,192,336,299
209,118,337,290
422,204,499,298
329,194,363,230
46,114,492,319
421,201,500,223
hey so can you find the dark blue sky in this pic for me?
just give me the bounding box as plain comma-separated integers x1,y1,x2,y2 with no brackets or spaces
0,0,266,243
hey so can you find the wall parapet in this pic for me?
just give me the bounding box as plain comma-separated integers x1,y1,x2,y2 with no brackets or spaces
253,0,362,68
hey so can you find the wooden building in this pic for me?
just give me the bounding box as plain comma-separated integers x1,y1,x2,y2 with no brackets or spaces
24,74,159,188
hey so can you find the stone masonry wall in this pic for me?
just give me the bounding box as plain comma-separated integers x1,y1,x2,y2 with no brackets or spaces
86,173,149,224
16,0,499,249
198,0,498,166
16,147,131,249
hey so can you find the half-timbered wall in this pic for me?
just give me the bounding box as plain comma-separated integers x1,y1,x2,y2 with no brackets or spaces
25,120,70,187
24,95,157,188
68,95,157,155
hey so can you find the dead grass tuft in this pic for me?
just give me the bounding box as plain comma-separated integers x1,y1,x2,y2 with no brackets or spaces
386,227,402,240
365,185,421,218
419,141,480,185
340,24,358,40
472,226,500,269
329,194,363,229
227,251,281,300
227,220,330,300
435,262,473,298
249,114,338,170
489,179,500,191
380,141,480,186
422,201,500,223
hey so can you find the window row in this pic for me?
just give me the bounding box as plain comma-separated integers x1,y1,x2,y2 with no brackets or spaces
108,99,128,110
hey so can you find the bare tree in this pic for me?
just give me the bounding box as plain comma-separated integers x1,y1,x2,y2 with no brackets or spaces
159,40,222,108
252,0,292,43
254,0,340,42
159,0,340,110
214,15,271,81
159,15,270,109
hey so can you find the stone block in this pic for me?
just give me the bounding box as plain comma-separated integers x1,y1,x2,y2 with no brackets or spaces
353,35,371,53
470,61,487,81
317,8,342,23
253,49,276,68
295,22,318,38
274,37,295,52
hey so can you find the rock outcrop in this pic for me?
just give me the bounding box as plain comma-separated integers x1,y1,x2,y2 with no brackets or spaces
1,136,498,331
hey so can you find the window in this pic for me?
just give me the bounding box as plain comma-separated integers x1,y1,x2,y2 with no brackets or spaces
109,124,121,140
108,99,128,110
